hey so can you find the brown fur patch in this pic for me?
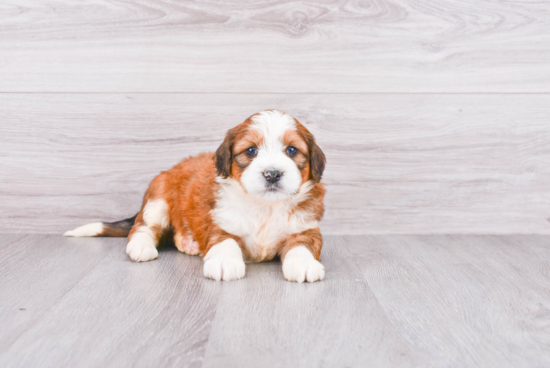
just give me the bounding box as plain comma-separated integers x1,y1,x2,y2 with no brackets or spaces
282,129,310,183
128,152,249,257
279,228,323,261
233,128,264,154
282,129,308,153
230,125,264,183
214,119,253,178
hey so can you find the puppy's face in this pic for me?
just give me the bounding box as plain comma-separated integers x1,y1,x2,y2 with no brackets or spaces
215,110,325,201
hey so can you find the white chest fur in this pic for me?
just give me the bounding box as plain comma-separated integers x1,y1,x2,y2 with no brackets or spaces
212,178,318,262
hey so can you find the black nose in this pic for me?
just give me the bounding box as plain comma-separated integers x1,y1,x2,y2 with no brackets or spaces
263,170,282,184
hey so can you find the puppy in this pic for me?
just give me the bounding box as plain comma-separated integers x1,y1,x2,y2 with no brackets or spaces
65,110,326,283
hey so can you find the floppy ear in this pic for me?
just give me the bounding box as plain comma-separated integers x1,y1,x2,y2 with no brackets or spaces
215,128,236,178
309,138,326,183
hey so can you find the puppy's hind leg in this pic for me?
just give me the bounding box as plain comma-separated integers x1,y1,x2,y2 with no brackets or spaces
174,231,200,256
126,199,170,262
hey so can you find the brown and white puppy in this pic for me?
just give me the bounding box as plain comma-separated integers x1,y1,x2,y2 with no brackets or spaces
65,110,326,283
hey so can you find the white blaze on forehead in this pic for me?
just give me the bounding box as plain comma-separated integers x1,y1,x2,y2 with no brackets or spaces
240,110,303,201
250,110,296,150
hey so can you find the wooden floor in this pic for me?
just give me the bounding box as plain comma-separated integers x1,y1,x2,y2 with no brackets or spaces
1,235,549,367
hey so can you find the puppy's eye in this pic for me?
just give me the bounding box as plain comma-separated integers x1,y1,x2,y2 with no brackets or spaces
286,146,298,157
245,147,258,157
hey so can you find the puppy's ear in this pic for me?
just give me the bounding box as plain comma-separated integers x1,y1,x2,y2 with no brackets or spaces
309,138,326,183
215,128,236,178
296,120,326,183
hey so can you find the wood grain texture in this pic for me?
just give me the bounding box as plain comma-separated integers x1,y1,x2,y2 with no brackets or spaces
1,93,549,234
0,236,221,368
1,235,550,367
347,234,550,368
201,236,425,368
1,0,550,92
0,235,113,352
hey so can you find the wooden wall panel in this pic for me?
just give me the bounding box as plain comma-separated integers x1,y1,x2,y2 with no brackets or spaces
1,93,549,234
0,0,550,92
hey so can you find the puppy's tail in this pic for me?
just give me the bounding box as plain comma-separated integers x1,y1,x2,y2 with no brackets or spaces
63,214,137,238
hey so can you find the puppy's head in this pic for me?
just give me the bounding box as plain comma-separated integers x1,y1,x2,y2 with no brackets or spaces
215,110,325,201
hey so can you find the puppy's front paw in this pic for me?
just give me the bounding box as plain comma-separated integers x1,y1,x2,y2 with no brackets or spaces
203,239,246,281
126,235,158,262
283,246,325,283
203,256,246,281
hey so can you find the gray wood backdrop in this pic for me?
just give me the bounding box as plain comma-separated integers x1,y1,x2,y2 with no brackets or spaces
1,0,549,234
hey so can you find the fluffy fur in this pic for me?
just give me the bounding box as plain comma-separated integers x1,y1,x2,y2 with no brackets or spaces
65,110,326,282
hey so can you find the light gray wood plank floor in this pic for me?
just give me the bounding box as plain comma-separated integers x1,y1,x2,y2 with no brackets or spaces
1,235,549,367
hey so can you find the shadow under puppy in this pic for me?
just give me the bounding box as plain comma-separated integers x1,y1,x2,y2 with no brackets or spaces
65,110,326,283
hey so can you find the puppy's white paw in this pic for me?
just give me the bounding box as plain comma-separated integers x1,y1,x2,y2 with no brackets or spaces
203,256,246,281
203,239,246,281
283,246,325,283
126,235,158,262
